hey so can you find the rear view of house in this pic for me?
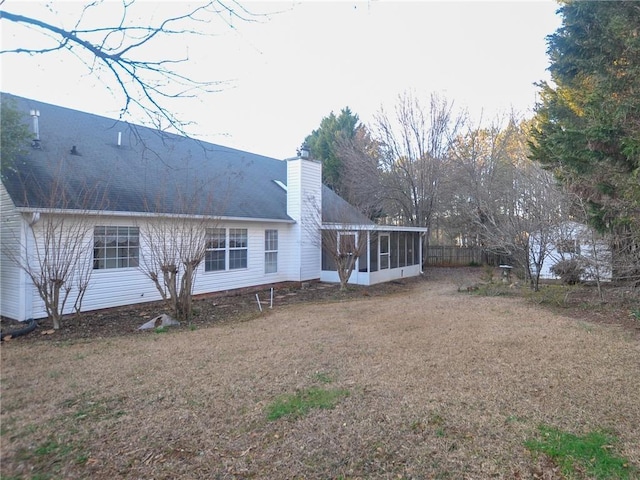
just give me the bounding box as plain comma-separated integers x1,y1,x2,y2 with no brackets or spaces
1,94,426,321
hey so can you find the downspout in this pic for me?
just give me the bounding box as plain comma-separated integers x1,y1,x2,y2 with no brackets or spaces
366,231,371,283
420,232,425,275
24,212,41,320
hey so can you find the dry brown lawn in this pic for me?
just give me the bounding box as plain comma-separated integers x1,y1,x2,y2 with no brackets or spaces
2,272,639,479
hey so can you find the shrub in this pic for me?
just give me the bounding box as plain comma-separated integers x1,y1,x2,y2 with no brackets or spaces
524,285,571,307
550,258,585,285
480,264,495,284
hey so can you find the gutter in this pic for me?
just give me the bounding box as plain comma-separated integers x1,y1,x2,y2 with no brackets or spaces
321,223,429,233
15,208,296,224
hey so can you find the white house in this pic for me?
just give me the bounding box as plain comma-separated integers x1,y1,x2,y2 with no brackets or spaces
0,94,427,321
530,221,612,282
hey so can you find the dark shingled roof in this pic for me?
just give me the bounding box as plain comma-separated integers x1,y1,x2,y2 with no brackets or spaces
2,94,370,224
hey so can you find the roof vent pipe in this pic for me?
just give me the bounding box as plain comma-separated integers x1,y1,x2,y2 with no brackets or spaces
30,109,40,140
117,131,122,147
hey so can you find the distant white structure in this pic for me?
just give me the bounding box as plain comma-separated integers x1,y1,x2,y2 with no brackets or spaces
530,221,612,282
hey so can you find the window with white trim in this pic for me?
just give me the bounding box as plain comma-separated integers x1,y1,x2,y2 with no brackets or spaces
93,226,139,269
205,228,249,271
265,229,278,274
339,232,357,257
229,228,248,269
205,228,226,271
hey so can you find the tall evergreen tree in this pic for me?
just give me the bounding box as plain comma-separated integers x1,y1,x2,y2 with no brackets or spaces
305,107,360,193
1,98,32,178
529,1,640,281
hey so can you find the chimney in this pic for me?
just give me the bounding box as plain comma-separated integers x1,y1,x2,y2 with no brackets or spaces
286,155,322,282
117,131,122,147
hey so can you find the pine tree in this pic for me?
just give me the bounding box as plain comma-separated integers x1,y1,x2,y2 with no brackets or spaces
529,1,640,281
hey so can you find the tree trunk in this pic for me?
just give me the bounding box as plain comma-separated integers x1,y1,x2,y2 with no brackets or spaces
178,263,195,324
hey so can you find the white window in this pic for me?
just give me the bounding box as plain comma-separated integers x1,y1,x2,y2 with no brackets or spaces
339,232,357,257
205,228,226,272
93,226,139,269
229,228,248,269
265,229,278,274
205,228,249,271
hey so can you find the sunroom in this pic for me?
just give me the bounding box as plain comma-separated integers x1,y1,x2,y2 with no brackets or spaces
320,225,427,286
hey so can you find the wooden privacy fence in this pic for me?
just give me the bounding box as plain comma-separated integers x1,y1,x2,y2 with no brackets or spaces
425,246,510,267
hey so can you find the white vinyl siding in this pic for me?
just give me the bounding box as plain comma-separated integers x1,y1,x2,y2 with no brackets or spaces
0,184,28,320
13,217,299,320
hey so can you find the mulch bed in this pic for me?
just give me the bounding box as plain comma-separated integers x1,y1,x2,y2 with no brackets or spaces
2,267,638,343
0,276,422,344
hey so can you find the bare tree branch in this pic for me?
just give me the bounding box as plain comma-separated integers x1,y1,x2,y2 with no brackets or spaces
372,92,464,268
1,2,269,134
334,125,384,220
138,172,233,324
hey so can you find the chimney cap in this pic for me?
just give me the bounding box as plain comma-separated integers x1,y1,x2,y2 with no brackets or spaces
297,143,310,159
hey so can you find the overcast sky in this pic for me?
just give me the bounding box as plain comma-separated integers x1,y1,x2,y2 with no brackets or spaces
1,1,562,160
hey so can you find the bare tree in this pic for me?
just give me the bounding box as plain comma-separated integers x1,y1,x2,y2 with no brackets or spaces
138,174,231,324
25,215,94,330
469,122,569,291
442,115,513,247
139,215,209,325
373,91,464,264
304,192,370,291
610,226,640,286
321,227,369,291
334,125,384,220
0,2,267,133
2,163,103,329
564,194,615,301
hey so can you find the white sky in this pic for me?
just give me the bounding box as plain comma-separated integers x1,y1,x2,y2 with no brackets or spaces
1,1,562,159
